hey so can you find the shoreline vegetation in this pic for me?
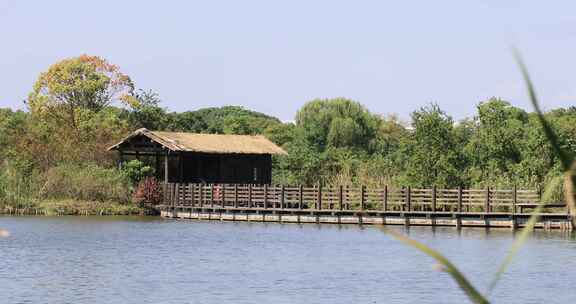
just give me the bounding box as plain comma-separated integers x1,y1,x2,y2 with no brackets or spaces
1,54,575,216
0,200,147,216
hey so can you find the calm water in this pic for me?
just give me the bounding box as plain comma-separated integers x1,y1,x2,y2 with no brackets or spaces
1,217,575,304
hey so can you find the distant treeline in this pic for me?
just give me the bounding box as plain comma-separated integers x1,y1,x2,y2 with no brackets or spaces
1,55,575,208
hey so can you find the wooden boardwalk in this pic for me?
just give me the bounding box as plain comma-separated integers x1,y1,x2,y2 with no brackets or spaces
159,183,573,230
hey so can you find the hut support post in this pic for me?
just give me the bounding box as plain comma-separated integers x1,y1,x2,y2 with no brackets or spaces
155,152,160,179
164,150,169,183
178,153,183,183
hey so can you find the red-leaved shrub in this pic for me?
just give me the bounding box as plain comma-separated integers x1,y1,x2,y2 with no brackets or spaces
132,177,163,207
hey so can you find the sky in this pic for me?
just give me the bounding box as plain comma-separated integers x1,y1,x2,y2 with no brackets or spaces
1,0,575,122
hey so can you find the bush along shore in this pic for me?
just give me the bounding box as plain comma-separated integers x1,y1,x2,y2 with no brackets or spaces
0,161,162,216
0,200,150,216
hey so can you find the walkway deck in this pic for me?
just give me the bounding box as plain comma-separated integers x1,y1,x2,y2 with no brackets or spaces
159,183,573,230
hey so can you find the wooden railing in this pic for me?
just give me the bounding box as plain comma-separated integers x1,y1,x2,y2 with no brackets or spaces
161,184,553,214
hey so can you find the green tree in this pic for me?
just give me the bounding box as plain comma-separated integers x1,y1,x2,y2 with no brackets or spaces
465,98,528,185
166,106,281,134
373,114,408,156
123,89,168,130
402,104,462,187
295,98,379,152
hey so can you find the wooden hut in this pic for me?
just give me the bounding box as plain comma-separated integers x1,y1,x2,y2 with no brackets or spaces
108,128,287,184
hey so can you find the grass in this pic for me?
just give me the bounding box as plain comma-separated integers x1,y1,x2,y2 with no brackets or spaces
1,199,146,216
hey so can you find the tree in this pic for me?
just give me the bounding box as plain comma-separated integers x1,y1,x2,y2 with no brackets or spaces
165,106,281,134
465,98,528,185
27,54,134,131
373,114,408,156
295,98,379,152
123,89,168,130
402,104,462,187
22,55,134,168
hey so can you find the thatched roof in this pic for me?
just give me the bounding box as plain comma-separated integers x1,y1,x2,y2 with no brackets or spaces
108,128,287,155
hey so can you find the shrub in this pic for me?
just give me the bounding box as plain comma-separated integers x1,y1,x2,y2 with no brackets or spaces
122,159,154,184
0,159,42,208
132,177,163,207
40,164,132,203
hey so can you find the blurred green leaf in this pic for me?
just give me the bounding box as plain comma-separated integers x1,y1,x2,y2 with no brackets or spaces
513,48,576,223
512,48,573,170
487,199,544,295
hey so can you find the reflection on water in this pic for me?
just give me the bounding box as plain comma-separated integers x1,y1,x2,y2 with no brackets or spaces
1,216,575,304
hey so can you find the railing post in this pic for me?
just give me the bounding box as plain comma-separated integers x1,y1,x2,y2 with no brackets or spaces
174,183,179,205
383,185,388,211
186,183,192,207
191,184,196,207
432,185,437,212
339,185,343,210
248,184,253,208
263,184,268,209
199,184,204,207
317,184,322,210
406,186,411,211
513,185,517,214
280,185,285,209
162,183,167,203
485,186,490,213
173,184,177,217
234,184,238,208
222,184,226,208
360,185,366,210
457,186,463,213
298,185,303,210
345,185,349,210
210,184,215,208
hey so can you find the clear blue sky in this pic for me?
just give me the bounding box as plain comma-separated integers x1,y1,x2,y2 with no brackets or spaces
1,0,575,122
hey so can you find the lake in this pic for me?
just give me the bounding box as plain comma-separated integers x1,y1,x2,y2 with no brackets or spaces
1,216,575,303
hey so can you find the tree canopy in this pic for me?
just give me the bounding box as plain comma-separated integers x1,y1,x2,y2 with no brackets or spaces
27,54,134,130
